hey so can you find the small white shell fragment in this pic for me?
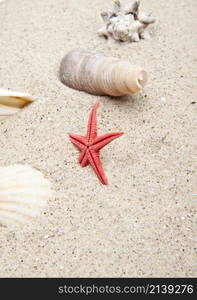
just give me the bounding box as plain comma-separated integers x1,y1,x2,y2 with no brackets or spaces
0,89,35,117
0,165,51,227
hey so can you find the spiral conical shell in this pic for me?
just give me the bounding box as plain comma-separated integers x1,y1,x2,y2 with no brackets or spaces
59,50,148,97
0,165,51,227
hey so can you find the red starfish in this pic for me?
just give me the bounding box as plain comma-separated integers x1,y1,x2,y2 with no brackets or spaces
69,102,124,185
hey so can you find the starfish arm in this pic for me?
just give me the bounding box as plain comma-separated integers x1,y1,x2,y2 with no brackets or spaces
78,149,89,167
69,134,87,151
87,101,100,142
92,132,124,151
88,150,108,185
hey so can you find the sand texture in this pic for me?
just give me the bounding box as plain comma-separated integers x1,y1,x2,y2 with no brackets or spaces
0,0,196,277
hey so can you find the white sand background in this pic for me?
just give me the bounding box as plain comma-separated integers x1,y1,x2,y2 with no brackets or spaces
0,0,196,277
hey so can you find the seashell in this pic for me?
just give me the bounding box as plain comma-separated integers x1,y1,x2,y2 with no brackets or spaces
59,50,148,96
0,165,51,227
0,89,35,118
98,0,156,43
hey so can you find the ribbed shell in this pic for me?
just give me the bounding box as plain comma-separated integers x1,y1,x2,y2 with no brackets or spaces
0,165,51,227
59,50,148,96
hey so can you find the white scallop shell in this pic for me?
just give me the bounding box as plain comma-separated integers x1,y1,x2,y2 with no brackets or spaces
0,165,51,226
0,89,35,118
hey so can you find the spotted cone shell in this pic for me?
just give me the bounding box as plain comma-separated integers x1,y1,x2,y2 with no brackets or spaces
59,50,148,97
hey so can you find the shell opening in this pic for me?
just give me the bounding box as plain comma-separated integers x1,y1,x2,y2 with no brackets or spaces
125,68,148,94
137,70,148,88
